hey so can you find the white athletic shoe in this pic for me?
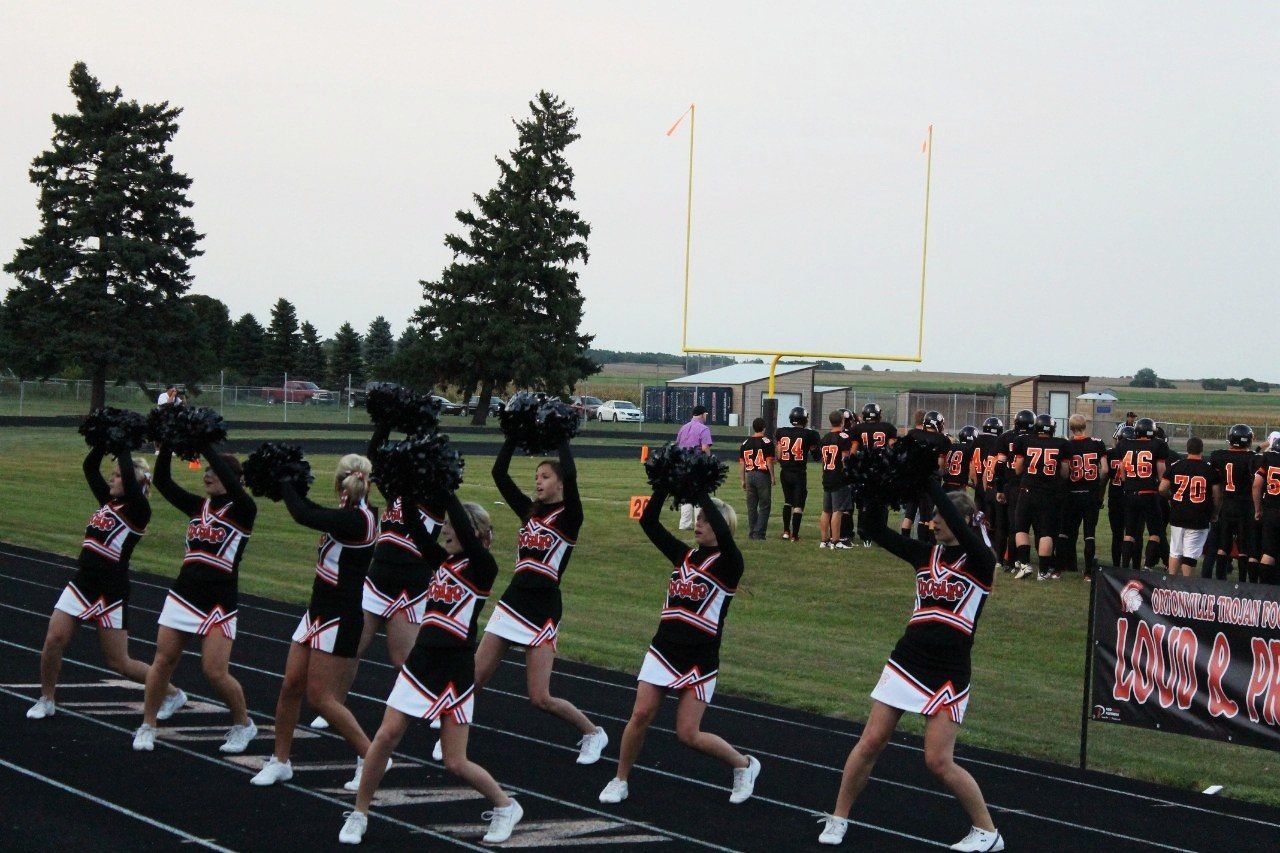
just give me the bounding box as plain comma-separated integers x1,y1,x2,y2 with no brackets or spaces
220,720,259,754
310,714,329,729
576,727,608,765
338,810,368,845
344,756,392,792
157,688,188,721
432,739,444,762
26,697,55,719
950,825,1004,851
482,800,523,844
862,540,872,549
598,778,629,803
729,755,761,804
250,756,293,786
133,723,156,751
819,541,831,550
834,540,853,550
1013,563,1034,580
817,815,849,845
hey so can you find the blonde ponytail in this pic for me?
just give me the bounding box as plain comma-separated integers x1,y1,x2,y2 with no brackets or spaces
336,454,372,504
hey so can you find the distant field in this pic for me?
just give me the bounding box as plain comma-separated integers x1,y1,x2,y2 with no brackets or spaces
3,425,1278,806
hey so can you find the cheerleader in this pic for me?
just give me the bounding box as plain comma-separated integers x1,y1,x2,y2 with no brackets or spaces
339,494,523,845
468,437,606,763
817,480,1003,851
597,487,760,805
134,445,257,754
250,456,380,787
357,423,443,668
27,447,186,720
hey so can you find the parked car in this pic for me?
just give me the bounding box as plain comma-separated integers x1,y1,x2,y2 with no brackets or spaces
263,380,335,405
597,399,644,423
463,395,505,417
432,395,464,416
569,395,603,420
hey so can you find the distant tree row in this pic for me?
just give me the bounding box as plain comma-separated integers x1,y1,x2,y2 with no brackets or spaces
1201,377,1271,393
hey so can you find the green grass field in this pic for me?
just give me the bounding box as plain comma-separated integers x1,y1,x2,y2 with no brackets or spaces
2,427,1278,804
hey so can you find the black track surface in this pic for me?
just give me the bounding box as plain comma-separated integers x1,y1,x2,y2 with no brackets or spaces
2,542,1278,852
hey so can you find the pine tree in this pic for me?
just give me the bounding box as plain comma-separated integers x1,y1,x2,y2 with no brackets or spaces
182,294,232,385
296,321,327,383
329,322,364,389
363,316,395,380
265,298,301,378
1,62,202,409
409,91,597,425
228,313,266,385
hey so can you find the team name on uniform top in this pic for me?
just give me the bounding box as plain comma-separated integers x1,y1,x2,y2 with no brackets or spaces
668,577,710,602
187,520,229,544
917,577,965,602
426,579,466,604
518,530,555,550
87,509,119,532
382,503,405,524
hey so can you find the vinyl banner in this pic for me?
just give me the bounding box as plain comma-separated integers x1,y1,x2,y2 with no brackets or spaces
1090,568,1280,751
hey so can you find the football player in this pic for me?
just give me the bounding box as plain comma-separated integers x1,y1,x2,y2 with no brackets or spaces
1011,414,1070,579
1209,424,1256,581
774,407,822,542
851,403,898,547
1058,415,1109,578
1116,418,1170,569
995,410,1036,569
817,411,855,549
975,417,1005,566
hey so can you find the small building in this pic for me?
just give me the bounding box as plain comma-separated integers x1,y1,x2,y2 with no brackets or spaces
1006,375,1090,423
813,385,851,424
666,363,816,431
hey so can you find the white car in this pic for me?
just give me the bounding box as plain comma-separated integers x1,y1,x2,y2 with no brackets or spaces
597,400,644,423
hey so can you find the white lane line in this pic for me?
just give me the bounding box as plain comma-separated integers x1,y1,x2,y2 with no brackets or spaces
6,553,1276,833
0,756,238,852
0,634,737,853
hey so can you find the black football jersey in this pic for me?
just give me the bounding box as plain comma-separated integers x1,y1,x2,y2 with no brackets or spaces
773,426,821,472
817,430,854,489
1014,435,1070,491
1063,436,1108,493
739,435,775,473
1115,438,1171,493
974,433,1002,489
852,422,897,452
996,429,1026,487
1209,448,1255,506
941,444,976,489
1106,444,1127,498
1255,450,1280,510
1162,457,1221,529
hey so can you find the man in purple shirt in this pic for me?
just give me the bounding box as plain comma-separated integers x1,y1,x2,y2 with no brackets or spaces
674,406,713,529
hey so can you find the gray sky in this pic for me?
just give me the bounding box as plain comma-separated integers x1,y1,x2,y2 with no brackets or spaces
2,2,1276,379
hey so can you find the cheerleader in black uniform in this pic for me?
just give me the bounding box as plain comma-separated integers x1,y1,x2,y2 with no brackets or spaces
597,487,760,805
251,455,380,787
818,480,1003,851
134,445,257,754
27,448,185,720
358,423,444,668
339,495,524,845
469,438,606,763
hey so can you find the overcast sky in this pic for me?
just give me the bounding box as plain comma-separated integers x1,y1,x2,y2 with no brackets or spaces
1,3,1276,379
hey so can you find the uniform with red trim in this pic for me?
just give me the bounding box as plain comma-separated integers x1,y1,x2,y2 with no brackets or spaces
994,409,1036,565
1012,419,1070,542
1253,446,1280,582
54,447,152,631
484,438,583,649
974,418,1006,565
637,487,744,704
1105,430,1130,568
1161,453,1222,567
1210,426,1259,582
153,448,257,639
941,428,977,492
774,408,822,541
1115,419,1171,568
862,480,995,724
1058,432,1108,575
388,495,499,724
282,483,379,657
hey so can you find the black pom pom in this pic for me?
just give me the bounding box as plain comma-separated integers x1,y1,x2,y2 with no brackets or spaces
79,407,148,455
844,433,940,510
371,432,465,503
243,443,313,501
365,383,440,435
643,443,728,507
499,392,580,454
146,405,228,461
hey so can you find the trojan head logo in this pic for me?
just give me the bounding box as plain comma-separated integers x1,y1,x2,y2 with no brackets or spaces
188,520,228,545
1120,581,1144,614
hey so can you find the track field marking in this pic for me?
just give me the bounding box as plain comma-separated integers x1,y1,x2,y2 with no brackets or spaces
0,755,238,852
6,552,1274,832
425,818,668,847
317,786,488,807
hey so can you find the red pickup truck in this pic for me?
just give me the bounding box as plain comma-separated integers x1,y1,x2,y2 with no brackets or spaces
263,380,335,405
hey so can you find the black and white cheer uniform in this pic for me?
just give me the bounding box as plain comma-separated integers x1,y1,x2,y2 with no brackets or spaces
154,448,257,639
484,439,583,650
635,488,744,704
387,495,499,724
282,482,378,657
55,448,152,630
864,480,995,724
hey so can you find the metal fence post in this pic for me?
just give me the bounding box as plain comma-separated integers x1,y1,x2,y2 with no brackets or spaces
283,372,288,423
220,370,225,411
347,374,352,424
19,381,24,416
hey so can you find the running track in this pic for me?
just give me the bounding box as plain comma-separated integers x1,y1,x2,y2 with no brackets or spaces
2,543,1277,852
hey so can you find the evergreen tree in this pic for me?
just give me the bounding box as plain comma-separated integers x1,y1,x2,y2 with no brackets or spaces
228,313,266,384
265,298,301,377
409,91,597,424
328,322,364,389
1,62,202,409
181,294,232,385
296,321,327,383
363,316,395,380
